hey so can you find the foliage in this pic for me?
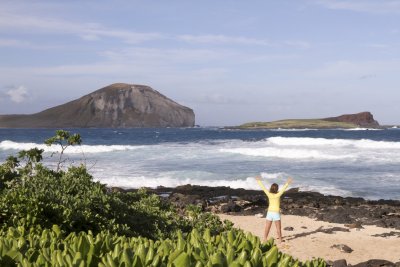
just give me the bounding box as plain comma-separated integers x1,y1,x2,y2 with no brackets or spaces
44,130,82,172
0,225,326,267
185,204,234,235
0,163,193,239
0,156,19,189
0,130,231,240
0,148,45,190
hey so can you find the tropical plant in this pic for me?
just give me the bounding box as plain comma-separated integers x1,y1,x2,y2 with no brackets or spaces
44,129,82,172
0,225,326,267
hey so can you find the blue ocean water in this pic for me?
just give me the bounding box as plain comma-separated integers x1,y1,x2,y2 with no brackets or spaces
1,127,399,200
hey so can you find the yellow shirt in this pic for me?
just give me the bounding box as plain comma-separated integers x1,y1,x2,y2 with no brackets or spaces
257,180,289,212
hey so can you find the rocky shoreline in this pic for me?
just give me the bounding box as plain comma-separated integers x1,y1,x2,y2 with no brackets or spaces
143,184,400,230
150,185,400,267
119,184,400,266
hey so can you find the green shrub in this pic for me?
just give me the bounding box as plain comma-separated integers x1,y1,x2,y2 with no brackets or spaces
0,130,230,240
0,163,192,239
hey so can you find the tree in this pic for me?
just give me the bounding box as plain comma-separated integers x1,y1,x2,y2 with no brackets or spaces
45,130,82,172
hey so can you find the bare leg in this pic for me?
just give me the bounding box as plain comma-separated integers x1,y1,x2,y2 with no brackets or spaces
263,220,272,242
274,220,283,243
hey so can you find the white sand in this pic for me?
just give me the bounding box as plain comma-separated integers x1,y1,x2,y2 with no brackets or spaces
219,214,400,264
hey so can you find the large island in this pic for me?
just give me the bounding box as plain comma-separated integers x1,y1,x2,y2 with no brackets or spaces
0,83,195,128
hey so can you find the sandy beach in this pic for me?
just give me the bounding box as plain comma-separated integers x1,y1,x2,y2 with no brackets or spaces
219,214,400,265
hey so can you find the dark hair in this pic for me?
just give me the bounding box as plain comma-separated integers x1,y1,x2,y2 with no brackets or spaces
270,183,279,194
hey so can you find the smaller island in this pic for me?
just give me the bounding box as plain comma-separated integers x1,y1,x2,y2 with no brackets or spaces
234,111,380,129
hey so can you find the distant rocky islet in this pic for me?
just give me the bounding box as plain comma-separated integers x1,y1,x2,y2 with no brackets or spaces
235,111,381,129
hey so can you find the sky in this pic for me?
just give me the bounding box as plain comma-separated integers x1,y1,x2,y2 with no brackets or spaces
0,0,400,126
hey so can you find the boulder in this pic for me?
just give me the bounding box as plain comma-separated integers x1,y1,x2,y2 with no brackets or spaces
352,259,396,267
332,259,348,267
330,244,353,253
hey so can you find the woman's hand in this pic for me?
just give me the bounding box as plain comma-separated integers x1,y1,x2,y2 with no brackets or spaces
287,177,293,184
255,175,262,181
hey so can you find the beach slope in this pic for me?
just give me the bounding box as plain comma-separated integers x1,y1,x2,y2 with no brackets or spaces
219,214,400,265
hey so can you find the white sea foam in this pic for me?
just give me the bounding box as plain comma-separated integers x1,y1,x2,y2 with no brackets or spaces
96,175,259,190
268,128,319,131
0,140,142,154
219,147,355,160
265,137,400,149
2,132,399,200
344,128,382,131
95,173,353,197
96,173,289,190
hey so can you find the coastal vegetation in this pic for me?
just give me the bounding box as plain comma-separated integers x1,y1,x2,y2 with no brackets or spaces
0,130,326,266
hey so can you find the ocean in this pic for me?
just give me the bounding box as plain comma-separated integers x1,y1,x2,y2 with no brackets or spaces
1,127,399,200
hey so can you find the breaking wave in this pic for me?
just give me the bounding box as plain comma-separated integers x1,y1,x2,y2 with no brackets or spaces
0,140,142,154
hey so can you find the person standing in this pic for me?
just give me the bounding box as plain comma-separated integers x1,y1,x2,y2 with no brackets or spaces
255,175,293,243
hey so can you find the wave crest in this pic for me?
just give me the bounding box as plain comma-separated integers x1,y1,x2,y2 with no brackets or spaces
265,137,400,149
0,140,141,154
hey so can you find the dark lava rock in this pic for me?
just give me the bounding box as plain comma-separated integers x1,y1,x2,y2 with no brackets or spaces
284,227,294,231
344,222,363,229
316,210,353,224
146,184,400,230
332,259,348,267
221,201,242,213
168,193,205,210
371,231,400,238
330,244,353,253
352,259,396,267
322,227,349,234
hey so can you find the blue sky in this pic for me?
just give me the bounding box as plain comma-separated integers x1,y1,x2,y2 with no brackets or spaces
1,0,399,126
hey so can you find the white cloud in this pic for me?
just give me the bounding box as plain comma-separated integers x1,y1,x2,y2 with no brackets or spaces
100,47,229,64
363,43,390,49
359,74,376,80
304,59,400,80
0,38,30,47
194,94,251,105
0,4,310,49
0,12,164,44
179,34,311,49
80,34,100,41
179,34,273,46
284,40,311,49
391,29,399,34
314,0,400,14
6,85,29,103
